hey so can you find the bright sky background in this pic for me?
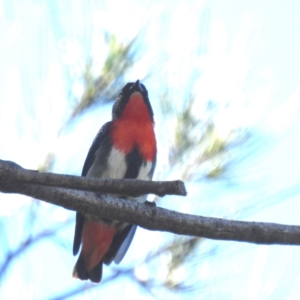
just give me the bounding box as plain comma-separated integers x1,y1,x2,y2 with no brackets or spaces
1,0,300,299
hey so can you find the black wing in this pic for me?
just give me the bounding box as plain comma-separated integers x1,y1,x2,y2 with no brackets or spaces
81,122,112,177
73,122,112,256
102,224,137,265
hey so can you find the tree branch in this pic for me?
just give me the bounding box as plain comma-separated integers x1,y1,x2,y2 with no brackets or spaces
0,160,186,197
1,159,300,245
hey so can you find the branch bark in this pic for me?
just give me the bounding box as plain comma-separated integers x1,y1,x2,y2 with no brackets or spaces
0,160,186,196
1,159,300,245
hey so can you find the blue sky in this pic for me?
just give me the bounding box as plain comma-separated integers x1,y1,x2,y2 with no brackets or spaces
1,0,300,299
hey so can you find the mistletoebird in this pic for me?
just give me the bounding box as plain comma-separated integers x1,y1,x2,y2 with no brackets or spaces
72,80,157,283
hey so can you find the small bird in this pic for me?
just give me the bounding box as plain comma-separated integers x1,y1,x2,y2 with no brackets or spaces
72,80,157,283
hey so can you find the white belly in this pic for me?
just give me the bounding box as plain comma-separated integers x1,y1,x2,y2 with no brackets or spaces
86,146,152,202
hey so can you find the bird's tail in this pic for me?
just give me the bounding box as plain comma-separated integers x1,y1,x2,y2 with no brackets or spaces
72,252,103,283
72,220,116,283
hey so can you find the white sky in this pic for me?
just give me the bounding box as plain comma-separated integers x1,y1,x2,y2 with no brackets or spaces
1,0,300,299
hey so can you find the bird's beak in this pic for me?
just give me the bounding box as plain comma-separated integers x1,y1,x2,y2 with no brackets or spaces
131,80,144,93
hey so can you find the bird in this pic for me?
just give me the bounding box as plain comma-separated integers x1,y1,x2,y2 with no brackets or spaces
72,80,157,283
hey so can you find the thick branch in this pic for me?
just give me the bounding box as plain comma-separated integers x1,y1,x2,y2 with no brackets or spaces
0,160,186,197
1,159,300,245
2,181,300,245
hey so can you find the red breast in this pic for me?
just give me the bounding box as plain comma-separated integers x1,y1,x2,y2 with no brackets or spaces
111,92,156,161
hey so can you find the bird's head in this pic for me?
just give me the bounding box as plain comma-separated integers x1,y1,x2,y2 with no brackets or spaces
112,80,154,123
